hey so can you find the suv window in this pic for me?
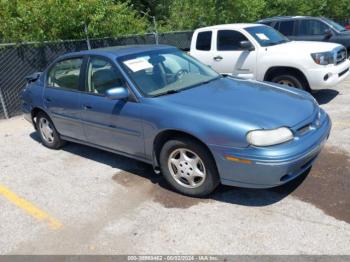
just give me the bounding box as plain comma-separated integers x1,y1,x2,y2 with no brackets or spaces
196,31,212,51
217,30,248,51
297,19,329,35
260,21,273,27
277,20,295,36
87,57,126,95
47,58,83,90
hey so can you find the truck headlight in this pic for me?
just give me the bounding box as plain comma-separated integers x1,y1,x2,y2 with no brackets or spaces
246,127,294,147
311,51,334,65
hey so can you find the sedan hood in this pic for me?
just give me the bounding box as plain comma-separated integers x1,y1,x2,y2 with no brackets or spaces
158,77,317,129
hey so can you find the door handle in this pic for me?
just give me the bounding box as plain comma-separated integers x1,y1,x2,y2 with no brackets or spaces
213,56,223,61
83,105,92,110
44,97,52,103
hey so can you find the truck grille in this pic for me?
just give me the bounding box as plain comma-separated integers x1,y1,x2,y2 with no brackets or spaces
335,47,347,65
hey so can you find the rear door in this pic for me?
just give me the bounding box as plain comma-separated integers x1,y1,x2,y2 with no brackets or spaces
210,29,257,78
79,56,144,157
44,57,85,140
190,30,214,66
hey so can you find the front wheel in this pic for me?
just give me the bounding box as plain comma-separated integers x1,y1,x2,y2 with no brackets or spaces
159,138,220,197
271,74,308,91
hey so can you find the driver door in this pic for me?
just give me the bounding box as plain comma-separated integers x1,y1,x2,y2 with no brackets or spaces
210,29,257,78
79,56,144,157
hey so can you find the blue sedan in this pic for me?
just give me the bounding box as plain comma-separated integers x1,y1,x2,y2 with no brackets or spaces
22,45,331,196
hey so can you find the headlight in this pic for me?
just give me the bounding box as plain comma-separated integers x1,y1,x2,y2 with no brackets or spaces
311,51,334,65
246,127,294,147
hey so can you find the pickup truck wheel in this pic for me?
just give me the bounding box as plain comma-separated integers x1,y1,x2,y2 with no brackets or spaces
36,112,65,149
159,138,220,197
272,74,307,91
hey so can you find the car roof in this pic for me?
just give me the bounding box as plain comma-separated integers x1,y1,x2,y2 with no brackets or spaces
258,16,323,22
195,23,264,31
60,44,176,59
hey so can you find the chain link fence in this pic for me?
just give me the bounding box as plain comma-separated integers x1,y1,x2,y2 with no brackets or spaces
0,31,193,119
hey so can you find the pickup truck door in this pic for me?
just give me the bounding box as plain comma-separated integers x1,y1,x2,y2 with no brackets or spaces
189,30,215,67
210,29,257,79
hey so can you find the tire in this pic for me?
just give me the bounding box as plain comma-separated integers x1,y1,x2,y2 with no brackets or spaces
271,74,308,91
36,112,65,149
159,138,220,197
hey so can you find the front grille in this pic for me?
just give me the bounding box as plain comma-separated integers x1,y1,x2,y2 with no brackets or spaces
297,124,312,135
335,47,347,65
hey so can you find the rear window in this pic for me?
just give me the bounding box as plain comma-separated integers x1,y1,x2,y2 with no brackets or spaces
47,58,83,91
196,31,212,51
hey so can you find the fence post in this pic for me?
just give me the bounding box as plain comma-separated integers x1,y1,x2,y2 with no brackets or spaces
0,86,9,119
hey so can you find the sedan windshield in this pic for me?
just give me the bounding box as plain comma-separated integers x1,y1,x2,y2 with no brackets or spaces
245,25,290,47
118,49,220,97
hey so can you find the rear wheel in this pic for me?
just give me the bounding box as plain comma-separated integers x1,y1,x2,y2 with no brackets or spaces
271,74,308,91
159,138,220,197
36,112,65,149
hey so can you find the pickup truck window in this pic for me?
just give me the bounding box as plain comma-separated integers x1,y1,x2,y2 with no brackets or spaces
245,26,289,47
217,30,248,51
297,19,328,36
196,31,212,51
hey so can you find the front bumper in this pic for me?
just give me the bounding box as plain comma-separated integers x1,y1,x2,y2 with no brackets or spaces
306,59,350,90
209,112,331,188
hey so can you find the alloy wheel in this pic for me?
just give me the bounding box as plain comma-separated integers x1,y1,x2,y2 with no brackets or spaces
167,148,206,188
39,117,54,143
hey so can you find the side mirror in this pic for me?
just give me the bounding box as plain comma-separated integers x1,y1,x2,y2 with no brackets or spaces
240,41,255,51
324,29,333,39
105,87,129,100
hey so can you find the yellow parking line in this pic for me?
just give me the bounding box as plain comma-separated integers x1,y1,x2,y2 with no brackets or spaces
0,183,63,230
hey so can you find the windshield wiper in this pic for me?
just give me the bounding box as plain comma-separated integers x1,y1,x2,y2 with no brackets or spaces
265,40,288,46
152,76,221,97
153,89,181,97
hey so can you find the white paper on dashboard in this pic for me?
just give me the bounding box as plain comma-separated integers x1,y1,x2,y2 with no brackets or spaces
256,33,270,40
123,58,153,72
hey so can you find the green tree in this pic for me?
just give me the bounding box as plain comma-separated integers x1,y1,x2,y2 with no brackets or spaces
162,0,266,31
0,0,149,43
162,0,350,31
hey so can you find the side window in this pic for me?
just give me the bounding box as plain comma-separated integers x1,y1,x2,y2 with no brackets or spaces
279,20,295,36
87,57,126,95
196,31,212,51
47,58,83,90
217,30,249,51
298,19,329,35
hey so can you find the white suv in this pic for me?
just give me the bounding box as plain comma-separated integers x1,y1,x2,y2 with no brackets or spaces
190,23,350,91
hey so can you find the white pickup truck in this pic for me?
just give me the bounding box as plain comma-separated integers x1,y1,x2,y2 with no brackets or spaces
190,23,350,91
